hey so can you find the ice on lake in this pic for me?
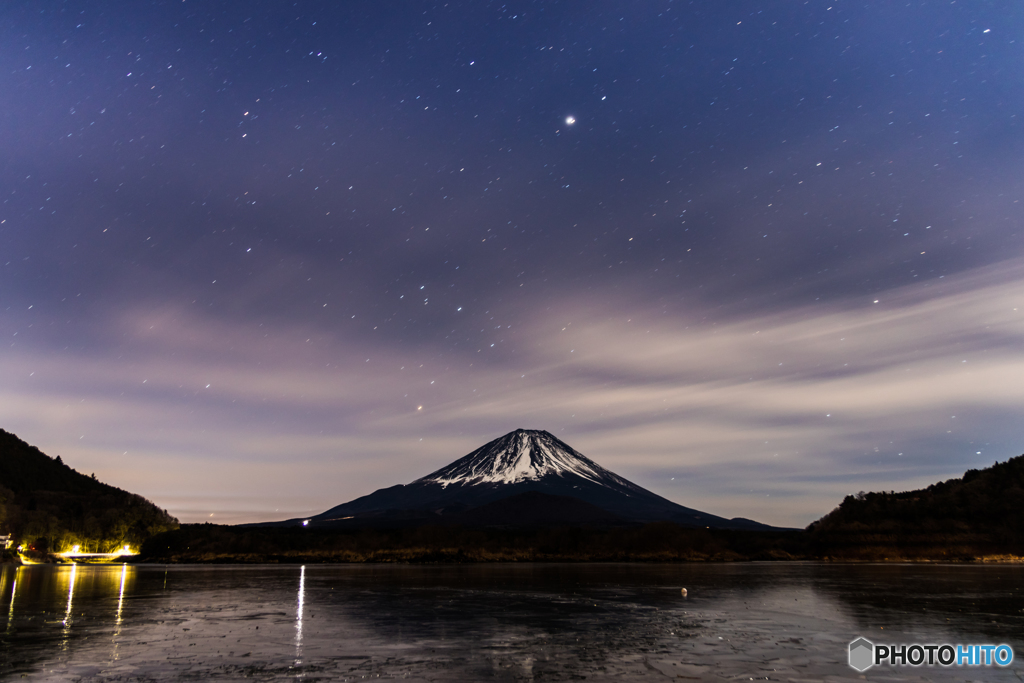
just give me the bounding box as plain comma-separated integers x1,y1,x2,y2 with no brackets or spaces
2,562,1022,681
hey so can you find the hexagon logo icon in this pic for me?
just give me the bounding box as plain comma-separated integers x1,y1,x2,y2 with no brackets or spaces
849,637,875,672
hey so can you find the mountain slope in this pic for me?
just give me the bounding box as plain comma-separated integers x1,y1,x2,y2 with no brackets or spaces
302,429,773,530
0,428,178,553
810,455,1024,535
417,429,635,488
807,455,1024,559
0,429,118,496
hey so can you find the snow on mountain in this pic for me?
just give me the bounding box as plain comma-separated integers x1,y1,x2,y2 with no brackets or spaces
415,429,637,490
263,428,778,531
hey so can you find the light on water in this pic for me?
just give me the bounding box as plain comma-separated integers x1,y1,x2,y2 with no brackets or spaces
62,563,76,634
5,571,16,635
1,563,1023,681
116,564,127,625
295,564,305,665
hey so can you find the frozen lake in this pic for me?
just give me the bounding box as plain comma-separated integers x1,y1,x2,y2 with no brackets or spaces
2,562,1022,681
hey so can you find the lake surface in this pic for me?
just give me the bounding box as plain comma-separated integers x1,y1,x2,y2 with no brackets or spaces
1,562,1022,681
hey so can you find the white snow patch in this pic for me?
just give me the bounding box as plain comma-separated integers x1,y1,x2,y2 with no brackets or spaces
417,430,635,490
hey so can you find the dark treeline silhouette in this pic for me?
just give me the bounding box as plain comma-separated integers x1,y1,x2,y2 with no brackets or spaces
6,420,1022,563
141,455,1024,564
0,429,178,555
807,454,1024,560
140,521,806,563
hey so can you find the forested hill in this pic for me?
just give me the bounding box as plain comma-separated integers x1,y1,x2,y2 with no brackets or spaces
808,455,1024,559
1,428,118,496
0,428,177,554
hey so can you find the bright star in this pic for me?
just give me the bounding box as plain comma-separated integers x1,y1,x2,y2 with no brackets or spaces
565,116,575,125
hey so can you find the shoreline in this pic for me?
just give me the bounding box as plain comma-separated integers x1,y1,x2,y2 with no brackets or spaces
10,555,1024,566
132,521,1024,565
131,552,1024,565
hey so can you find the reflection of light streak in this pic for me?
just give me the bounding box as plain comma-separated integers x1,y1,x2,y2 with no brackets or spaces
112,563,129,661
295,565,305,664
62,563,78,648
6,571,18,635
116,563,128,624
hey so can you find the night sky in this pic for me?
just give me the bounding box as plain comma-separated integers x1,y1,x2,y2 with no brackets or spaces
3,1,1023,527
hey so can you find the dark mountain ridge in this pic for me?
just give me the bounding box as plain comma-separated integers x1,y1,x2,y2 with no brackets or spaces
0,428,177,554
808,454,1024,559
267,429,776,530
810,454,1024,534
145,445,1024,564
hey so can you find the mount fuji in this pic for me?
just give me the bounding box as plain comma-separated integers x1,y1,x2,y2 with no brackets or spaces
274,429,774,530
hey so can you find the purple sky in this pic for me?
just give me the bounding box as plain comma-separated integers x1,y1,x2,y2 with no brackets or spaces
2,1,1023,527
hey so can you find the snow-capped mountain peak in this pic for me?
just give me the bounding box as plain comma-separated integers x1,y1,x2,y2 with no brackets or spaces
415,429,632,489
293,428,775,531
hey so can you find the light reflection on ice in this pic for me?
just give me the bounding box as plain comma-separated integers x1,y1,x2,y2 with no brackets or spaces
5,569,17,635
62,564,77,630
1,563,1022,682
295,564,305,666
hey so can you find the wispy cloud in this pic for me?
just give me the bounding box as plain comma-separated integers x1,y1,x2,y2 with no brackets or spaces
3,259,1022,527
